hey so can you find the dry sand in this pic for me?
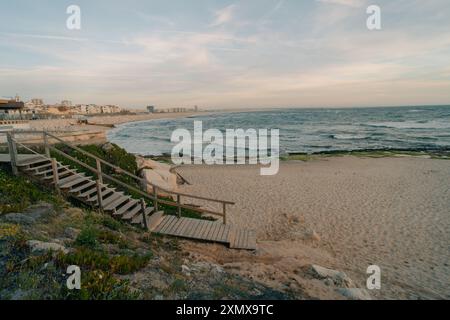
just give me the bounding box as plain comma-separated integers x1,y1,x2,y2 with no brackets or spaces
177,157,450,299
27,112,202,132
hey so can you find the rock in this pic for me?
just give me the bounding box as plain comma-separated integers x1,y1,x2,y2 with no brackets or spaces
337,288,372,300
212,265,225,274
101,142,115,152
140,169,178,198
10,289,32,300
309,265,354,288
136,156,180,198
64,227,81,239
26,202,55,219
27,240,69,254
181,265,191,276
1,213,35,225
136,156,172,172
1,202,55,225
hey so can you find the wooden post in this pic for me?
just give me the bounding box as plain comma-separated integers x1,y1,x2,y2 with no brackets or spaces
51,158,60,193
177,194,181,218
96,159,103,184
6,132,18,176
222,203,227,225
153,186,158,211
96,180,103,211
43,132,50,158
140,198,148,230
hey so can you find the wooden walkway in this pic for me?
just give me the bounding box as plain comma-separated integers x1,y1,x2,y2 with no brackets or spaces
152,215,257,250
3,153,258,250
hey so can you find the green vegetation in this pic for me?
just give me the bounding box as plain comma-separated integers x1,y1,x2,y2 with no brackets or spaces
0,165,62,214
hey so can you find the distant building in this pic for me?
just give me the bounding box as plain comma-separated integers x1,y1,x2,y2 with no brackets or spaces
147,106,155,113
31,98,44,106
61,100,72,108
0,97,25,119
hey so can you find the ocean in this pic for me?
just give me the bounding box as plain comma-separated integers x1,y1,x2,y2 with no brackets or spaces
107,105,450,156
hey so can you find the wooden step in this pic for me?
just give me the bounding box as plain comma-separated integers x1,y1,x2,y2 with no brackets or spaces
103,195,132,212
24,163,52,173
86,189,115,203
131,207,155,225
69,180,96,194
121,204,142,221
59,176,91,189
17,157,49,167
147,211,165,231
34,165,70,176
56,173,84,185
78,186,101,199
101,192,126,208
113,200,139,216
42,170,73,181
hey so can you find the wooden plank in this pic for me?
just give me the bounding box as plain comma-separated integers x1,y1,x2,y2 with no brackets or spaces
178,219,195,237
194,220,209,239
206,223,220,241
217,225,227,242
168,217,187,235
242,231,249,249
158,216,177,233
248,231,257,249
200,222,214,240
161,216,180,234
183,219,198,238
212,223,223,241
172,218,191,236
222,226,231,243
185,219,200,238
233,229,241,248
190,220,205,239
158,216,176,232
165,218,182,234
154,216,173,232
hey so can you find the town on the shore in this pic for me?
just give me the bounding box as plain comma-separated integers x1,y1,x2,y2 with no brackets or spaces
0,94,199,121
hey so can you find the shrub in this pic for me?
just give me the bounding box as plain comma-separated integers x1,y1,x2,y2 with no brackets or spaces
74,227,99,249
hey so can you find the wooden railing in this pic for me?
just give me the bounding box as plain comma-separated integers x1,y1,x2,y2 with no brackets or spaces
4,130,234,224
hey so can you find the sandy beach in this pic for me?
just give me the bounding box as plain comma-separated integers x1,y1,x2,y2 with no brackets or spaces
177,157,450,299
26,112,202,132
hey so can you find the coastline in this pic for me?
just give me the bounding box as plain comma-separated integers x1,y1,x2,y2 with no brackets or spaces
10,110,449,299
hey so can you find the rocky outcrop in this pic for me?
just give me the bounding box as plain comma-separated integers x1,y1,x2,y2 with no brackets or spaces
309,264,355,288
136,156,179,198
0,203,55,225
27,240,69,254
307,264,372,300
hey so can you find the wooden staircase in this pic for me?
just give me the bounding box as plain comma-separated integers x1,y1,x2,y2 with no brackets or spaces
18,156,159,227
16,155,257,250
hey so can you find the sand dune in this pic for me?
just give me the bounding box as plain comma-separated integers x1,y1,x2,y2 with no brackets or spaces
177,157,450,299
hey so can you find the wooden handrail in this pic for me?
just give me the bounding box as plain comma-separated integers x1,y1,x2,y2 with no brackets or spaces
44,132,235,205
8,130,232,223
49,143,228,219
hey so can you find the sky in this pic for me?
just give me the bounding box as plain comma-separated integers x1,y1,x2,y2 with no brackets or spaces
1,0,450,109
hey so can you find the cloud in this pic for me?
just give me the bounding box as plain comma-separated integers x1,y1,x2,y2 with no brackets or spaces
210,4,236,27
315,0,366,8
